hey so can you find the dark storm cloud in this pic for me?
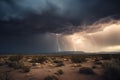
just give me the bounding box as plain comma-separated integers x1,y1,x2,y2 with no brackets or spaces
0,0,100,20
0,0,120,35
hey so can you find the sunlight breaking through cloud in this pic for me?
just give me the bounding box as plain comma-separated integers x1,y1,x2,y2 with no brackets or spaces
63,19,120,52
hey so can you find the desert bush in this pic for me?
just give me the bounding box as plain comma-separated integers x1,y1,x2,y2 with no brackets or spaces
8,55,23,62
38,56,47,63
30,56,47,64
30,58,38,63
94,61,102,65
0,61,5,66
102,62,120,80
92,65,97,69
71,56,86,63
44,75,59,80
55,69,64,75
51,57,56,61
7,61,24,69
7,60,31,72
79,67,95,75
53,60,64,67
32,63,37,66
94,58,100,62
101,55,111,60
22,66,31,73
0,58,6,66
0,72,12,80
114,59,120,65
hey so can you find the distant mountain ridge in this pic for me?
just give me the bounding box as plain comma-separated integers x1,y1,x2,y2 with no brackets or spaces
0,51,120,55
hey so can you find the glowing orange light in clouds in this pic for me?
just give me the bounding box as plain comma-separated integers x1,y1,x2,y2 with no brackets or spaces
63,19,120,52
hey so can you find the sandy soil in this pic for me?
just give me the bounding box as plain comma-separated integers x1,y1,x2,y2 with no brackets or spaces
0,58,103,80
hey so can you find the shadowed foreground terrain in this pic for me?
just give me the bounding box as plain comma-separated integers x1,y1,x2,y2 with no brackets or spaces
0,53,120,80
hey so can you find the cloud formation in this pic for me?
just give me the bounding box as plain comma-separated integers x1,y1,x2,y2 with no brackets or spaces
64,19,120,52
1,0,120,35
0,0,100,20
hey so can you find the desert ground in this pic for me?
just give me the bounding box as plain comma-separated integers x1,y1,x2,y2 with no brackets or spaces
0,54,120,80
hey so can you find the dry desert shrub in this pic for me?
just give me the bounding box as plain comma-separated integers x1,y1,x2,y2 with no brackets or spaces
101,54,111,60
8,55,23,62
7,61,24,69
30,56,47,64
102,62,120,80
55,69,64,75
53,60,64,67
22,66,31,73
44,75,59,80
0,72,12,80
71,56,86,63
79,67,95,75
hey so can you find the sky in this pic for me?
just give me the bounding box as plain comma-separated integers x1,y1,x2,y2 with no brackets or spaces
0,0,120,53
